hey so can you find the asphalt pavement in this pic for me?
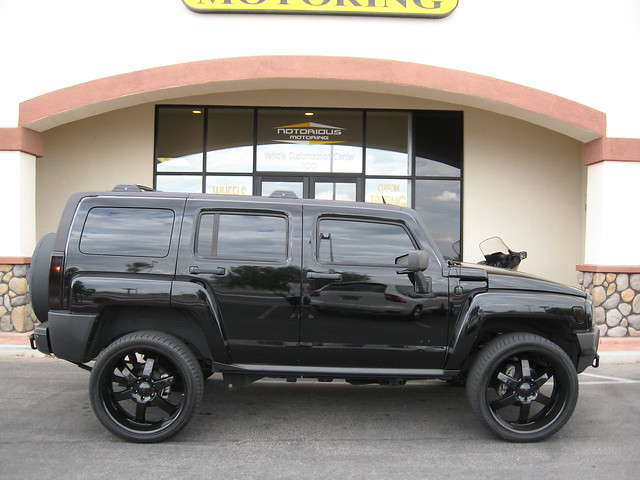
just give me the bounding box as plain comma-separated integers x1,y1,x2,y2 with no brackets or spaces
1,350,639,480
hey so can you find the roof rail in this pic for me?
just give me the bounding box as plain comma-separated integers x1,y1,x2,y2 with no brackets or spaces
112,184,156,192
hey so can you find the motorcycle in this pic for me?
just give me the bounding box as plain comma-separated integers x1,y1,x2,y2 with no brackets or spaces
479,237,527,270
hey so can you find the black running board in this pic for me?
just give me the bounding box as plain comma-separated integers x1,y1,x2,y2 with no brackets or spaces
213,362,459,388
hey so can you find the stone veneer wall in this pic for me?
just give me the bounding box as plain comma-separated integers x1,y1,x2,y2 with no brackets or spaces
0,264,37,333
578,272,640,337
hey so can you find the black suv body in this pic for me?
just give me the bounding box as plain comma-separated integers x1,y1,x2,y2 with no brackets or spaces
30,187,599,442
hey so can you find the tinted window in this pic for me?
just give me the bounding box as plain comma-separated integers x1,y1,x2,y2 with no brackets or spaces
317,219,415,265
415,179,461,261
80,208,174,257
414,111,462,177
365,111,410,175
197,213,287,262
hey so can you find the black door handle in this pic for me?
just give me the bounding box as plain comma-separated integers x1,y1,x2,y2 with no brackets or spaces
306,272,342,281
189,266,226,276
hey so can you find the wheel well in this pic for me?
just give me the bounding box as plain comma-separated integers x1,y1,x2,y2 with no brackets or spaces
87,306,214,366
459,317,580,373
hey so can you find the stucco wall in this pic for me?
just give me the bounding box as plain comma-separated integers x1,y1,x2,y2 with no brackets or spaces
464,110,585,285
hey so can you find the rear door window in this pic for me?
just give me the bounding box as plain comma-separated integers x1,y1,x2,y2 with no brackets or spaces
196,212,288,262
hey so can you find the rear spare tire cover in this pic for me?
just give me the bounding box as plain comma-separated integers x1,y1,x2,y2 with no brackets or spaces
29,233,56,323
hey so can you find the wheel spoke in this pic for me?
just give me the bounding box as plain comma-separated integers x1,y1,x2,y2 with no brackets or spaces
116,360,138,384
150,396,178,415
112,388,133,402
111,373,129,387
533,372,551,389
517,402,531,424
127,353,143,370
142,356,156,378
135,402,147,423
535,393,553,407
490,393,518,411
154,376,175,390
520,359,532,380
497,372,519,390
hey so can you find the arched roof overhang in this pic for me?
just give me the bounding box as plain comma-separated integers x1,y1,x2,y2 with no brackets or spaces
18,56,605,144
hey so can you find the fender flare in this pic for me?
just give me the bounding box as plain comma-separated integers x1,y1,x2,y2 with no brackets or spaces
170,279,231,364
444,291,583,371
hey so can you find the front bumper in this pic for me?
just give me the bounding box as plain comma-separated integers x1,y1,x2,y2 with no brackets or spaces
575,327,600,373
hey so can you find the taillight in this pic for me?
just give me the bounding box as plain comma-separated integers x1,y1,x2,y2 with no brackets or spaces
384,293,407,303
48,254,64,310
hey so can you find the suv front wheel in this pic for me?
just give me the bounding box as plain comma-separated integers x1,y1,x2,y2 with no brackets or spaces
466,333,579,442
89,331,204,443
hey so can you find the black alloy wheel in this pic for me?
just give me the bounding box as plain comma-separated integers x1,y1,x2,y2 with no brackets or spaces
89,331,203,443
466,333,578,442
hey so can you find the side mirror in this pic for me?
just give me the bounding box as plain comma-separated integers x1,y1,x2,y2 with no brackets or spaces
407,250,429,272
396,250,429,272
396,250,431,294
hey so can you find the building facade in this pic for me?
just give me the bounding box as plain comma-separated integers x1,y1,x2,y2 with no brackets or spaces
1,0,639,336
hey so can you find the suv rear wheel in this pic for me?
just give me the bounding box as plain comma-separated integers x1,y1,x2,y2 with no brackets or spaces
89,331,204,442
466,333,578,442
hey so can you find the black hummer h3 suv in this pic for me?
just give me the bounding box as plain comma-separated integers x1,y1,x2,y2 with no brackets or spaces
30,185,599,443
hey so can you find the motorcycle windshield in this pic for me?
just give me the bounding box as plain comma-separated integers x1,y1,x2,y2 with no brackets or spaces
479,236,510,256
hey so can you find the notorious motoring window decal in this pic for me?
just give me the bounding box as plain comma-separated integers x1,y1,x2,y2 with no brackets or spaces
274,122,346,145
182,0,458,18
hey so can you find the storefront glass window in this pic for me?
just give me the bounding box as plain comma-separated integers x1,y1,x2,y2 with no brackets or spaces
365,178,410,207
256,110,363,173
365,111,410,176
206,108,254,173
414,111,462,178
415,179,461,261
154,106,462,256
156,175,202,193
206,176,253,196
156,108,204,173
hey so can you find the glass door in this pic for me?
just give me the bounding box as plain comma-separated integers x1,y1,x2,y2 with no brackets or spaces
311,178,360,201
258,177,308,199
258,176,361,201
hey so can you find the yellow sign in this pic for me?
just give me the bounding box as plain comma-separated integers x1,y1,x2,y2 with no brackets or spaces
183,0,458,18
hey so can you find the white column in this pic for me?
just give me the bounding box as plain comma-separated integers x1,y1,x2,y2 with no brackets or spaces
0,151,36,257
584,161,640,265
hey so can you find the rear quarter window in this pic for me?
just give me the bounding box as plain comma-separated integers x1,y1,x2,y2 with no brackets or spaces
80,207,175,257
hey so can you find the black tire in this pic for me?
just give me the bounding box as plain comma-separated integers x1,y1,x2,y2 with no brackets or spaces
29,233,56,323
89,331,204,443
466,333,578,442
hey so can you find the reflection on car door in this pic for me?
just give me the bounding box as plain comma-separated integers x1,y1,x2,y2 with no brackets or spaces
300,207,449,369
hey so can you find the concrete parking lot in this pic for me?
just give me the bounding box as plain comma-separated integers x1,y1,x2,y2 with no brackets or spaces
1,347,639,480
